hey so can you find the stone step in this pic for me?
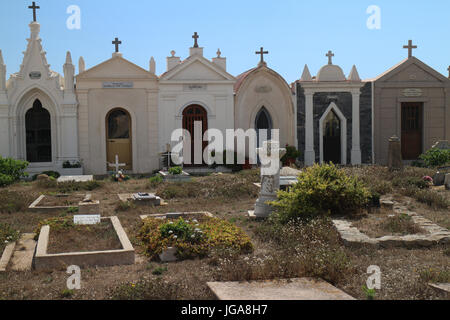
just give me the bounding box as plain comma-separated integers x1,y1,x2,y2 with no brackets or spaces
9,233,36,271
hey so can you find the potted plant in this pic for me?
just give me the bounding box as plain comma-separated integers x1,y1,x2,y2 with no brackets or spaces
281,145,301,166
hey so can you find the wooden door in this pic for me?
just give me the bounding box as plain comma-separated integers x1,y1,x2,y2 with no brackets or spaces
401,103,422,160
106,109,132,170
182,105,208,166
323,110,341,164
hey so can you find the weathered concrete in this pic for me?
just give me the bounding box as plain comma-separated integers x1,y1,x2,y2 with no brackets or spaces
333,199,450,248
118,193,164,206
34,216,135,270
9,234,36,271
0,242,16,272
159,171,191,181
428,283,450,298
57,175,94,183
207,278,355,300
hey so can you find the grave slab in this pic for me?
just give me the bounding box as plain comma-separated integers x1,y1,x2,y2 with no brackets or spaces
0,242,16,272
207,278,355,300
9,233,36,271
118,193,165,206
57,175,94,183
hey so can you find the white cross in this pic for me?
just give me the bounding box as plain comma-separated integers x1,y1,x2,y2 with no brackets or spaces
108,155,126,172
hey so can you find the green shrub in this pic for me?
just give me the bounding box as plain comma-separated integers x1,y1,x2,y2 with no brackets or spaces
0,223,20,252
419,148,450,167
139,216,253,260
270,163,370,223
148,174,163,188
0,157,29,180
0,173,15,187
168,166,183,175
281,145,301,166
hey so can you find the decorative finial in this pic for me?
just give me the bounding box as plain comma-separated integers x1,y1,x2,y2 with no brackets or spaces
78,56,85,73
0,50,4,65
170,50,176,57
28,2,40,22
326,50,334,65
217,49,221,58
403,40,417,58
447,66,450,78
149,57,156,74
65,51,72,64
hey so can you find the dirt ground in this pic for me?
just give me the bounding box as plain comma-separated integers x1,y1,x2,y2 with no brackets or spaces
0,170,449,300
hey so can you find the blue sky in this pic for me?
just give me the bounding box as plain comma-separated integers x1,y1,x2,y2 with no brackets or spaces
0,0,449,83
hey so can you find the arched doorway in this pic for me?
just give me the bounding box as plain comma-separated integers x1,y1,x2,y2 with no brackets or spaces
26,99,52,163
255,107,273,147
323,110,341,164
106,108,132,170
182,104,208,166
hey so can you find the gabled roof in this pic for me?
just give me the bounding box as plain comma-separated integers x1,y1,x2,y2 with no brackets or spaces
372,57,450,83
76,54,155,79
160,54,235,82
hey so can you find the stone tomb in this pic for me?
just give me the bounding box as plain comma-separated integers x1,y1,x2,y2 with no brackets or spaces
140,212,213,262
118,192,163,206
158,170,191,182
207,278,355,300
29,193,99,213
34,216,135,270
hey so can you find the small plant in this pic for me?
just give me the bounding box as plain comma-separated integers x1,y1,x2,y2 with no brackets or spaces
148,174,163,187
61,289,74,298
168,166,183,175
152,266,168,276
66,206,79,214
0,157,29,186
362,285,376,300
419,148,450,167
0,223,20,253
62,161,82,169
281,145,301,166
115,201,135,212
34,216,74,240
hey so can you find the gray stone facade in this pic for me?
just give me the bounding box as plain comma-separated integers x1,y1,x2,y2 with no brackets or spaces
296,82,372,164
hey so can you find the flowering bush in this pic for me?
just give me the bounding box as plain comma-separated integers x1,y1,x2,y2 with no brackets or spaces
139,216,253,260
0,223,20,253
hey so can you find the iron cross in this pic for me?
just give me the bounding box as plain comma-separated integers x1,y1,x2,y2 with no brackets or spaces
256,47,269,65
112,37,122,53
28,1,40,22
403,40,417,58
192,32,199,48
326,50,334,65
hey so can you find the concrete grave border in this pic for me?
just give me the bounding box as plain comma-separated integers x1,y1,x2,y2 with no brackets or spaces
333,200,450,248
34,216,134,270
158,170,191,182
29,194,99,213
0,242,16,272
118,193,166,206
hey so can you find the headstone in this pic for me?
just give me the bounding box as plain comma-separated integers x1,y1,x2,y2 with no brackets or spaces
445,174,450,190
251,141,286,218
159,247,177,262
434,171,446,186
74,215,101,225
388,135,403,170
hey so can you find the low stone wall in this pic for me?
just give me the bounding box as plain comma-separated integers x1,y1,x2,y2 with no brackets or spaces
333,201,450,248
34,216,134,270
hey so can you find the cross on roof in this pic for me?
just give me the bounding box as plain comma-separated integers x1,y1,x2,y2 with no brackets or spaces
256,47,269,66
192,32,199,48
28,1,40,22
326,50,334,65
112,37,122,53
403,40,417,58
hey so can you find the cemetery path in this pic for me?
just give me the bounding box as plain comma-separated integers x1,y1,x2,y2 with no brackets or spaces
9,233,36,271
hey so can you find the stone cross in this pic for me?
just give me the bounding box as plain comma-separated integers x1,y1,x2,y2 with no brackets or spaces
256,47,269,66
326,50,334,65
108,154,126,172
252,140,286,219
192,32,199,48
112,37,122,53
28,1,40,22
217,49,222,58
403,40,417,58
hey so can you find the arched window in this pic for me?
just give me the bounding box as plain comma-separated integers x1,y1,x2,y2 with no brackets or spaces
25,99,51,163
255,107,273,146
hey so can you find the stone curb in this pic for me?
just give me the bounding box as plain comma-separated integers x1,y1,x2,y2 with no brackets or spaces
34,216,134,270
0,242,16,272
